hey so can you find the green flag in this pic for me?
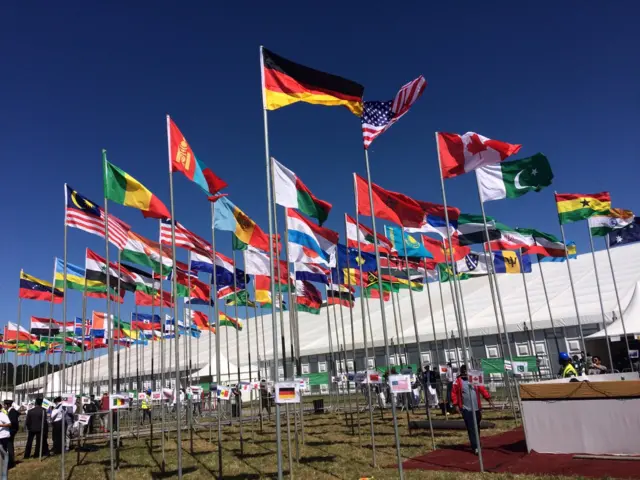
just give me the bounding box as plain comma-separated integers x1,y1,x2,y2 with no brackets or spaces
476,153,553,202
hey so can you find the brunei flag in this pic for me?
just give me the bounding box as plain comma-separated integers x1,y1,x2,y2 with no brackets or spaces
19,271,63,303
104,157,170,219
261,47,364,116
555,192,611,225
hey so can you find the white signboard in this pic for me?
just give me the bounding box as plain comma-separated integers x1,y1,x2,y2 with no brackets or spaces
294,377,307,392
138,392,147,400
366,370,382,384
61,393,75,407
388,374,412,394
468,370,485,386
512,361,528,376
275,382,300,404
151,391,162,401
77,414,90,425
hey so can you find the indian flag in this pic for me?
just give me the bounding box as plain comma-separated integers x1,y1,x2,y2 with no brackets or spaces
273,157,332,225
588,208,634,237
555,192,611,225
121,231,172,275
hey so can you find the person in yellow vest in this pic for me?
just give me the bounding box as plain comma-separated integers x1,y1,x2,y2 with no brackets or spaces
558,352,578,378
140,389,152,425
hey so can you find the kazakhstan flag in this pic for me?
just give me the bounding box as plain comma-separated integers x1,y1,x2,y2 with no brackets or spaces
384,226,433,258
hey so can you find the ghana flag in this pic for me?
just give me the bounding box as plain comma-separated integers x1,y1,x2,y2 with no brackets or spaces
555,192,611,224
261,47,364,116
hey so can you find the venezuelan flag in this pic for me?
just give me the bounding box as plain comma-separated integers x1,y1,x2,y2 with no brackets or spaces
214,196,270,251
103,155,170,219
261,47,364,116
555,192,610,225
19,271,63,303
493,251,531,274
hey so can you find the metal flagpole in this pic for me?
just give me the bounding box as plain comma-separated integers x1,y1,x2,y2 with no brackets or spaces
186,252,194,455
271,170,288,381
260,45,284,480
60,196,70,480
165,115,183,478
392,285,409,366
116,256,122,394
13,297,22,402
604,240,634,371
80,278,87,398
424,262,446,420
360,151,404,477
323,284,336,408
102,149,116,480
250,279,264,433
231,249,244,456
536,260,561,355
208,269,214,443
210,201,224,477
158,220,167,472
260,305,267,381
347,211,376,466
518,249,541,376
474,174,520,426
241,254,256,441
587,225,614,369
400,231,426,371
435,134,484,471
342,243,362,444
555,193,587,354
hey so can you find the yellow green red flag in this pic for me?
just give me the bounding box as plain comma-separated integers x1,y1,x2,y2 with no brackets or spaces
103,152,170,219
554,192,610,225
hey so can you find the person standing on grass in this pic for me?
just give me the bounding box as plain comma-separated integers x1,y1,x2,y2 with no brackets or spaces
50,397,65,455
451,365,493,455
0,405,12,468
4,400,19,468
140,389,152,425
25,397,49,458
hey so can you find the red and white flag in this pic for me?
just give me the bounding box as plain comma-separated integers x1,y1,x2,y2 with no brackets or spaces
437,132,521,179
361,76,426,149
160,219,211,254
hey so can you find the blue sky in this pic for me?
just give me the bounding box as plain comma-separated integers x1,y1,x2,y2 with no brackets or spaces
2,2,639,365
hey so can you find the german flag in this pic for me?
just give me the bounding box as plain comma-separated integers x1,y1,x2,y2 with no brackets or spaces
555,192,611,225
261,47,364,116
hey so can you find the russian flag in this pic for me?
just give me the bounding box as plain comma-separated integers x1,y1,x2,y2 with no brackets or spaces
287,209,338,268
295,263,330,284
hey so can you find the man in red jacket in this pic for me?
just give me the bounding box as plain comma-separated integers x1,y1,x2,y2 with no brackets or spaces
451,365,493,454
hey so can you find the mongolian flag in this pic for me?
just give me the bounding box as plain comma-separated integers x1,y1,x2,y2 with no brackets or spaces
261,47,364,116
19,271,63,303
168,117,227,196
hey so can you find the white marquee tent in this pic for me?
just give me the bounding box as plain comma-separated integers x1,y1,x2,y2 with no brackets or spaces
19,243,640,394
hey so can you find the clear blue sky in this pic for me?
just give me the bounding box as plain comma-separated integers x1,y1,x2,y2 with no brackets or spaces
2,1,639,364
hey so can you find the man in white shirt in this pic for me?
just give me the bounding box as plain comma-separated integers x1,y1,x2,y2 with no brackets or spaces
50,397,65,455
0,405,12,466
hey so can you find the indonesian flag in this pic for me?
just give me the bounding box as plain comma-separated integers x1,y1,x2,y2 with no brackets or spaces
437,132,521,179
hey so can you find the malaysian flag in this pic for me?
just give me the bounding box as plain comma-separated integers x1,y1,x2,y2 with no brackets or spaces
361,75,426,149
160,219,211,254
65,184,130,250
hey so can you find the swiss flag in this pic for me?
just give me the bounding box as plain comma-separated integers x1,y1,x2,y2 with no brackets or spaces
437,132,521,179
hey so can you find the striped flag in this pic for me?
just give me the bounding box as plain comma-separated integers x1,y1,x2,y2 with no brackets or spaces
160,219,211,254
361,76,426,149
65,184,130,250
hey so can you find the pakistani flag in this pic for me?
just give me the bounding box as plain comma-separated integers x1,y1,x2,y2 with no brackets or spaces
476,153,553,202
588,209,634,237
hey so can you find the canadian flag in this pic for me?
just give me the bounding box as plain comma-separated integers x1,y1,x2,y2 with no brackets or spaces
437,132,521,179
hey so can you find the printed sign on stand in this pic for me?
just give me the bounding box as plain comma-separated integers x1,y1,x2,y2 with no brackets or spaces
354,371,367,384
109,394,129,410
42,398,53,409
388,374,412,394
469,370,485,385
77,414,90,425
217,386,231,400
81,396,90,405
512,361,528,376
366,370,382,384
151,391,162,401
251,381,260,391
275,382,300,404
138,392,147,400
61,393,75,407
294,377,307,392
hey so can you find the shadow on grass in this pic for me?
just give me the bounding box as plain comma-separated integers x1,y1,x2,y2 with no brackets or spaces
150,466,199,478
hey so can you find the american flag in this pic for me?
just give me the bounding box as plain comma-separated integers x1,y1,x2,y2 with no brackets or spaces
65,184,131,250
361,76,426,149
160,219,211,254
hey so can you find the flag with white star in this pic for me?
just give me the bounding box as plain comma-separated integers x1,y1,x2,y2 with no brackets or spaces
361,76,426,149
608,217,640,247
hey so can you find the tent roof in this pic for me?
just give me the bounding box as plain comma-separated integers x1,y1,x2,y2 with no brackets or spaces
587,280,640,338
20,243,640,390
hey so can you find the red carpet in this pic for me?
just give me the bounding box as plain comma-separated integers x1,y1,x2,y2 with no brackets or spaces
403,428,640,478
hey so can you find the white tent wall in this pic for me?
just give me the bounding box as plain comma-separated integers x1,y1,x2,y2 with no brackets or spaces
17,243,640,395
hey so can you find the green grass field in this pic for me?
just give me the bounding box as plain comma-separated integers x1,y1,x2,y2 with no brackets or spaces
8,405,569,479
